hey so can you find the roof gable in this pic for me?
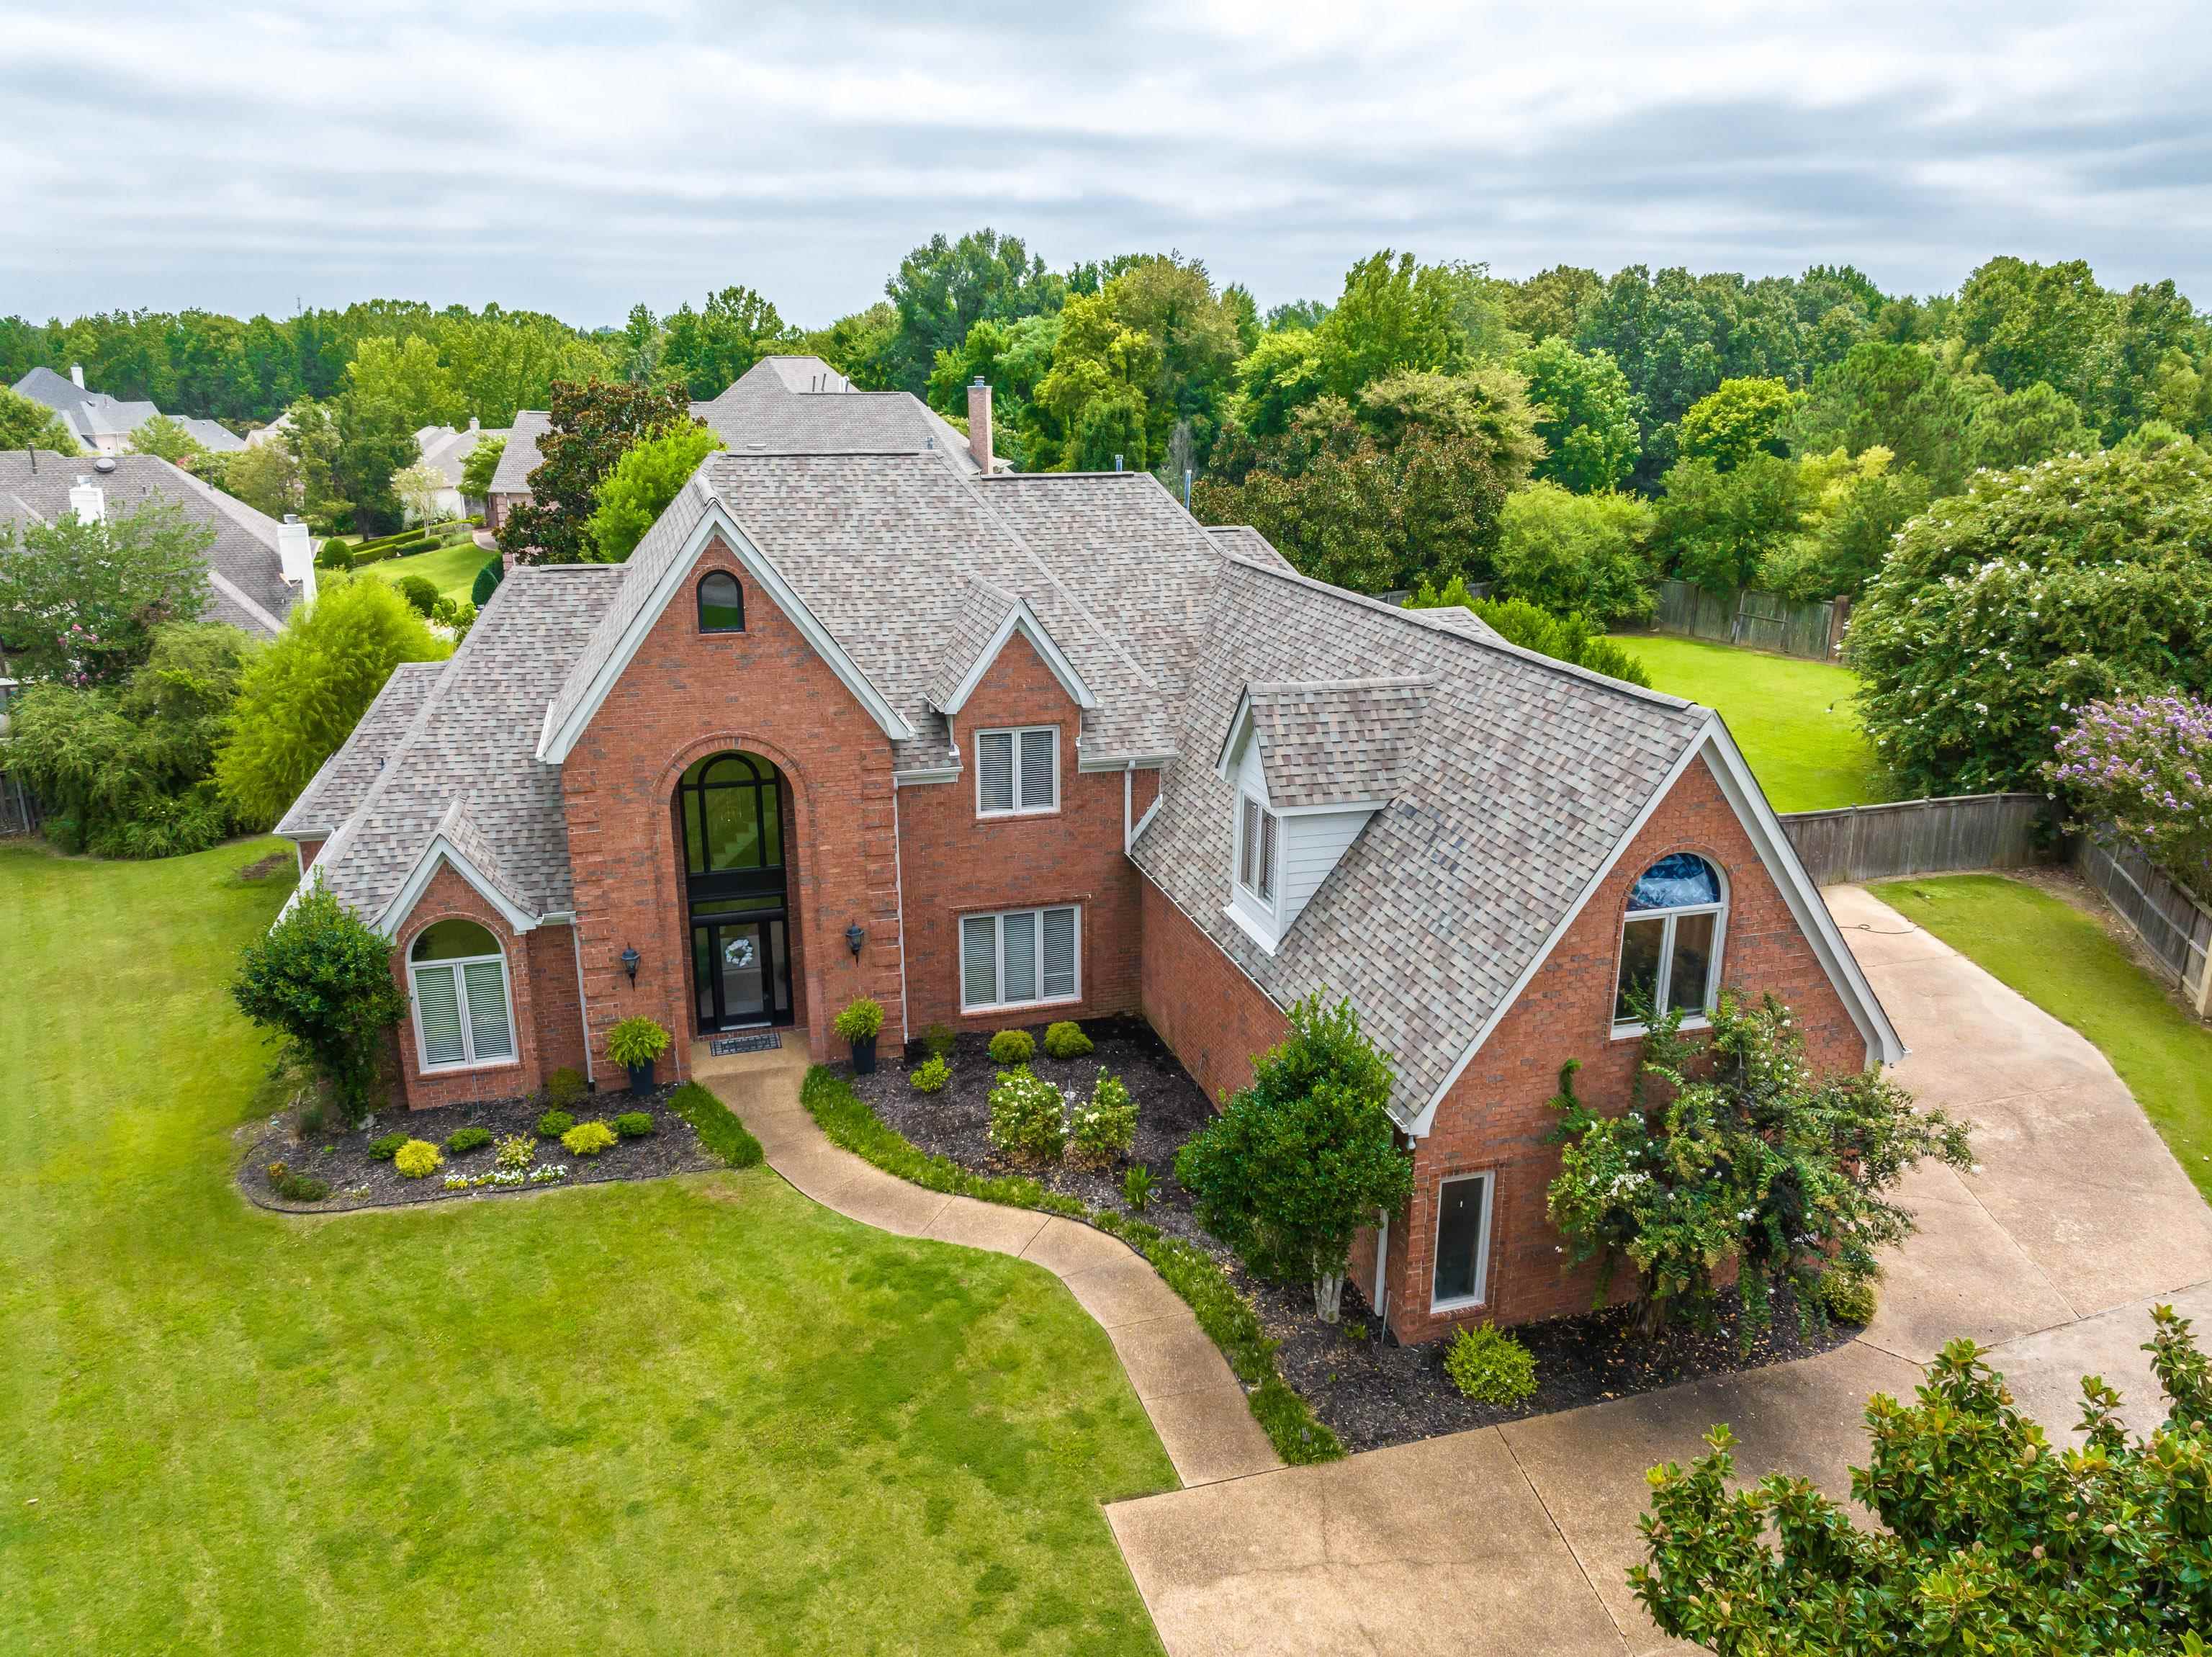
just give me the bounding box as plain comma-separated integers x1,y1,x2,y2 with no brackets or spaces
927,578,1098,716
1216,676,1431,809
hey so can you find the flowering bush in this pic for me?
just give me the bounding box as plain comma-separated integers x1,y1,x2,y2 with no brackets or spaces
2049,693,2212,900
986,1067,1066,1164
1546,994,1973,1342
392,1139,442,1179
1069,1072,1137,1165
493,1133,534,1171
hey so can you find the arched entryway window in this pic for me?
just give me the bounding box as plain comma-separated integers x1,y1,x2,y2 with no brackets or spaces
678,752,793,1030
408,918,516,1069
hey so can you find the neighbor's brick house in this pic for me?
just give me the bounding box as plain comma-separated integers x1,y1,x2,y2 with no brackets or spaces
278,356,1900,1344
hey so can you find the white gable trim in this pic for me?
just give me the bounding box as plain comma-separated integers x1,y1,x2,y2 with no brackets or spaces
1214,691,1256,777
932,598,1099,715
1404,717,1904,1138
373,835,541,939
536,499,914,763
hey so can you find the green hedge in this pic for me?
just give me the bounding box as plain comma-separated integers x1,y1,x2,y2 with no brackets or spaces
798,1066,1343,1465
665,1080,763,1168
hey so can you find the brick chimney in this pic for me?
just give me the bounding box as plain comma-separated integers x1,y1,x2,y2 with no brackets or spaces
967,377,993,474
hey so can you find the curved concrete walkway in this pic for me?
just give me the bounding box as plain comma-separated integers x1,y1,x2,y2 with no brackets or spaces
702,1044,1280,1488
1105,884,2212,1657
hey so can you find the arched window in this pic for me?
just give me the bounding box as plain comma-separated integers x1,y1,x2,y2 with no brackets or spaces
697,570,744,633
1613,853,1726,1029
678,752,783,876
408,918,516,1069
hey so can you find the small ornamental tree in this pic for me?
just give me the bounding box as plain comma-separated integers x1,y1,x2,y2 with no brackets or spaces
231,882,408,1123
2049,693,2212,902
1633,1306,2212,1654
1175,994,1413,1321
1547,994,1973,1341
0,500,213,685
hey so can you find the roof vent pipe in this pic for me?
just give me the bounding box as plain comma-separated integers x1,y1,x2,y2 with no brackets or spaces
967,377,993,475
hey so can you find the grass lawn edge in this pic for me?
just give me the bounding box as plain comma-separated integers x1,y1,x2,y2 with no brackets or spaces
800,1064,1344,1465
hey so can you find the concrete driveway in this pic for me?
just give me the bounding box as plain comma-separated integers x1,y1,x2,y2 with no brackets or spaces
1107,884,2212,1656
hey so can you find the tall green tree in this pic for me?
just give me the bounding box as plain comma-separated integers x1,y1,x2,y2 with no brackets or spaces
1678,377,1799,470
1514,337,1641,492
232,882,410,1123
657,286,801,398
0,385,80,452
881,229,1064,396
346,334,463,430
495,378,696,565
587,424,724,560
1653,453,1805,594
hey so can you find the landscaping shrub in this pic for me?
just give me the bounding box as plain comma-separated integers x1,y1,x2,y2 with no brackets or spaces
493,1133,534,1171
444,1126,492,1154
919,1021,958,1059
536,1109,575,1139
664,1080,763,1168
2049,693,2212,901
1122,1165,1156,1212
471,554,505,608
265,1162,330,1203
987,1028,1035,1065
1817,1270,1878,1326
612,1110,655,1139
588,423,726,562
315,538,351,569
1177,994,1413,1321
606,1017,670,1071
1405,582,1652,688
562,1120,618,1157
986,1067,1066,1164
1069,1071,1136,1165
396,574,440,617
833,997,885,1043
909,1055,950,1093
1043,1020,1094,1060
1443,1324,1539,1405
543,1067,587,1112
367,1131,407,1161
392,1139,442,1178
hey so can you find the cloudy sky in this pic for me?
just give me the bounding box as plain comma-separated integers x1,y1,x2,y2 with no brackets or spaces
6,1,2209,328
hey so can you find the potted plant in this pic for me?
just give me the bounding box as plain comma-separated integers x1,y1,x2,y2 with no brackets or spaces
835,997,885,1075
607,1016,671,1092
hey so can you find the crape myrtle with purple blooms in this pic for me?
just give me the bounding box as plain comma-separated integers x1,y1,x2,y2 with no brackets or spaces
2049,693,2212,902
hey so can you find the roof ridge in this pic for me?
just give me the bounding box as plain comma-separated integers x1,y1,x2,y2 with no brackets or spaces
1220,554,1698,714
1249,675,1434,694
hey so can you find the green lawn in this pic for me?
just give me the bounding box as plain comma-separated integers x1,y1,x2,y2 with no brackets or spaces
1611,632,1891,813
1,840,1171,1655
364,536,495,603
1874,874,2212,1203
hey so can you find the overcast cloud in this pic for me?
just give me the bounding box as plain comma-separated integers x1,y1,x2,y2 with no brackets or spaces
4,0,2209,326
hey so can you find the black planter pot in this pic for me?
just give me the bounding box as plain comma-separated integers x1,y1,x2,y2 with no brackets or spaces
626,1059,656,1093
850,1033,878,1075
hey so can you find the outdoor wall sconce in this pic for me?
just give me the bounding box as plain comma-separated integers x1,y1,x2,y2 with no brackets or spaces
620,946,640,985
845,921,866,960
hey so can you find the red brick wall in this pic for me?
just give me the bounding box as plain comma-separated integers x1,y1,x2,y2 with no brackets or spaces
387,863,545,1111
559,536,904,1085
1383,753,1869,1342
894,630,1154,1041
1138,876,1289,1107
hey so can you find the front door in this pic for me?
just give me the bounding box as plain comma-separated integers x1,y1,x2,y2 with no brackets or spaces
678,751,796,1031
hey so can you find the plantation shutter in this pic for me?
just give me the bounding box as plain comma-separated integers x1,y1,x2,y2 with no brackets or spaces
1002,909,1038,1004
1040,907,1076,1000
462,960,514,1061
1018,729,1056,810
415,965,467,1067
961,915,998,1008
978,731,1015,814
1240,799,1258,890
1257,809,1277,900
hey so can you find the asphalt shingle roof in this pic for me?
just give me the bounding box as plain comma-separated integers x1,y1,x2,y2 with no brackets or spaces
0,450,297,637
1241,678,1434,808
487,410,549,495
277,660,448,838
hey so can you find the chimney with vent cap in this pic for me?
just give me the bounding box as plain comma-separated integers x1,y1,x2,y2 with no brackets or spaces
967,377,993,475
276,513,317,607
68,475,104,525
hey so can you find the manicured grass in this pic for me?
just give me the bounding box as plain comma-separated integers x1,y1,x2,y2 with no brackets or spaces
1610,632,1892,813
665,1079,765,1167
1873,874,2212,1203
363,535,495,603
1,840,1172,1655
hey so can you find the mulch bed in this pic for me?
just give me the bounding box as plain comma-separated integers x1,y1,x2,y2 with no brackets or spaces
239,1085,721,1214
854,1015,1861,1455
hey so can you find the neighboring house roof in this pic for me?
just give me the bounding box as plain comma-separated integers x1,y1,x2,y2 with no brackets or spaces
174,416,245,454
12,366,243,452
698,356,993,472
276,660,448,838
0,450,298,637
245,411,294,449
415,421,508,490
487,410,549,495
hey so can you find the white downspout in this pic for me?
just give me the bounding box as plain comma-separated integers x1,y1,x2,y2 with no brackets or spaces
891,779,912,1046
570,922,595,1087
1372,1210,1390,1319
1123,763,1133,854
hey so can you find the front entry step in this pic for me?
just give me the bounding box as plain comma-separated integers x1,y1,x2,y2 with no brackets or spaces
690,1036,811,1082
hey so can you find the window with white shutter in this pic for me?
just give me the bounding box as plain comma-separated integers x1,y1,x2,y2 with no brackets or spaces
958,905,1081,1011
407,919,516,1071
463,961,515,1061
975,727,1058,817
1238,796,1277,904
415,965,467,1067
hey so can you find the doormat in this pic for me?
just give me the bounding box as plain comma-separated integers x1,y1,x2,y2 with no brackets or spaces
709,1032,781,1056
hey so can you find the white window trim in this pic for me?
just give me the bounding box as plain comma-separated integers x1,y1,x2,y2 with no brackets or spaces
1236,793,1278,907
408,947,518,1073
1611,871,1729,1038
959,904,1082,1012
1429,1171,1496,1313
974,725,1061,818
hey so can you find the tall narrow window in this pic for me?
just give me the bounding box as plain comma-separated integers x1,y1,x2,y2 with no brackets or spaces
697,570,744,632
1613,853,1727,1030
408,918,515,1070
1431,1173,1493,1309
975,727,1058,817
1238,796,1277,904
959,906,1081,1010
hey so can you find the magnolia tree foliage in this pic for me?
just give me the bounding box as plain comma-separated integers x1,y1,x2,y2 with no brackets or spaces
1634,1306,2212,1654
1175,995,1413,1321
2049,694,2212,902
1848,439,2212,796
232,882,408,1123
1547,995,1973,1340
0,499,212,685
495,378,696,565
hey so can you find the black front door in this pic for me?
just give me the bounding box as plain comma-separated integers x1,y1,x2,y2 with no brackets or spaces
678,752,795,1031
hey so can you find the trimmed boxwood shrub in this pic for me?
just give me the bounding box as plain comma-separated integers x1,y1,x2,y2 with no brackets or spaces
367,1131,408,1161
1043,1020,1093,1060
472,555,505,607
544,1067,586,1112
987,1028,1035,1065
444,1126,492,1154
612,1110,655,1139
536,1109,575,1139
909,1055,950,1093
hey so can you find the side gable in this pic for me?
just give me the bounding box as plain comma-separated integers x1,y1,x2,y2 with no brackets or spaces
537,488,915,763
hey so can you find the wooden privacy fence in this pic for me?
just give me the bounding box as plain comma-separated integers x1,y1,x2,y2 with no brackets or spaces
2074,832,2212,1015
1643,579,1847,662
1779,793,2052,885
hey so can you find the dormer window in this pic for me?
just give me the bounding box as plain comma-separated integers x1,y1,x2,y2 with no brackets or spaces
1238,796,1277,904
976,727,1058,817
697,570,745,633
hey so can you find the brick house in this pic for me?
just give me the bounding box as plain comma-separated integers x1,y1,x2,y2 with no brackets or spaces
277,356,1901,1342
